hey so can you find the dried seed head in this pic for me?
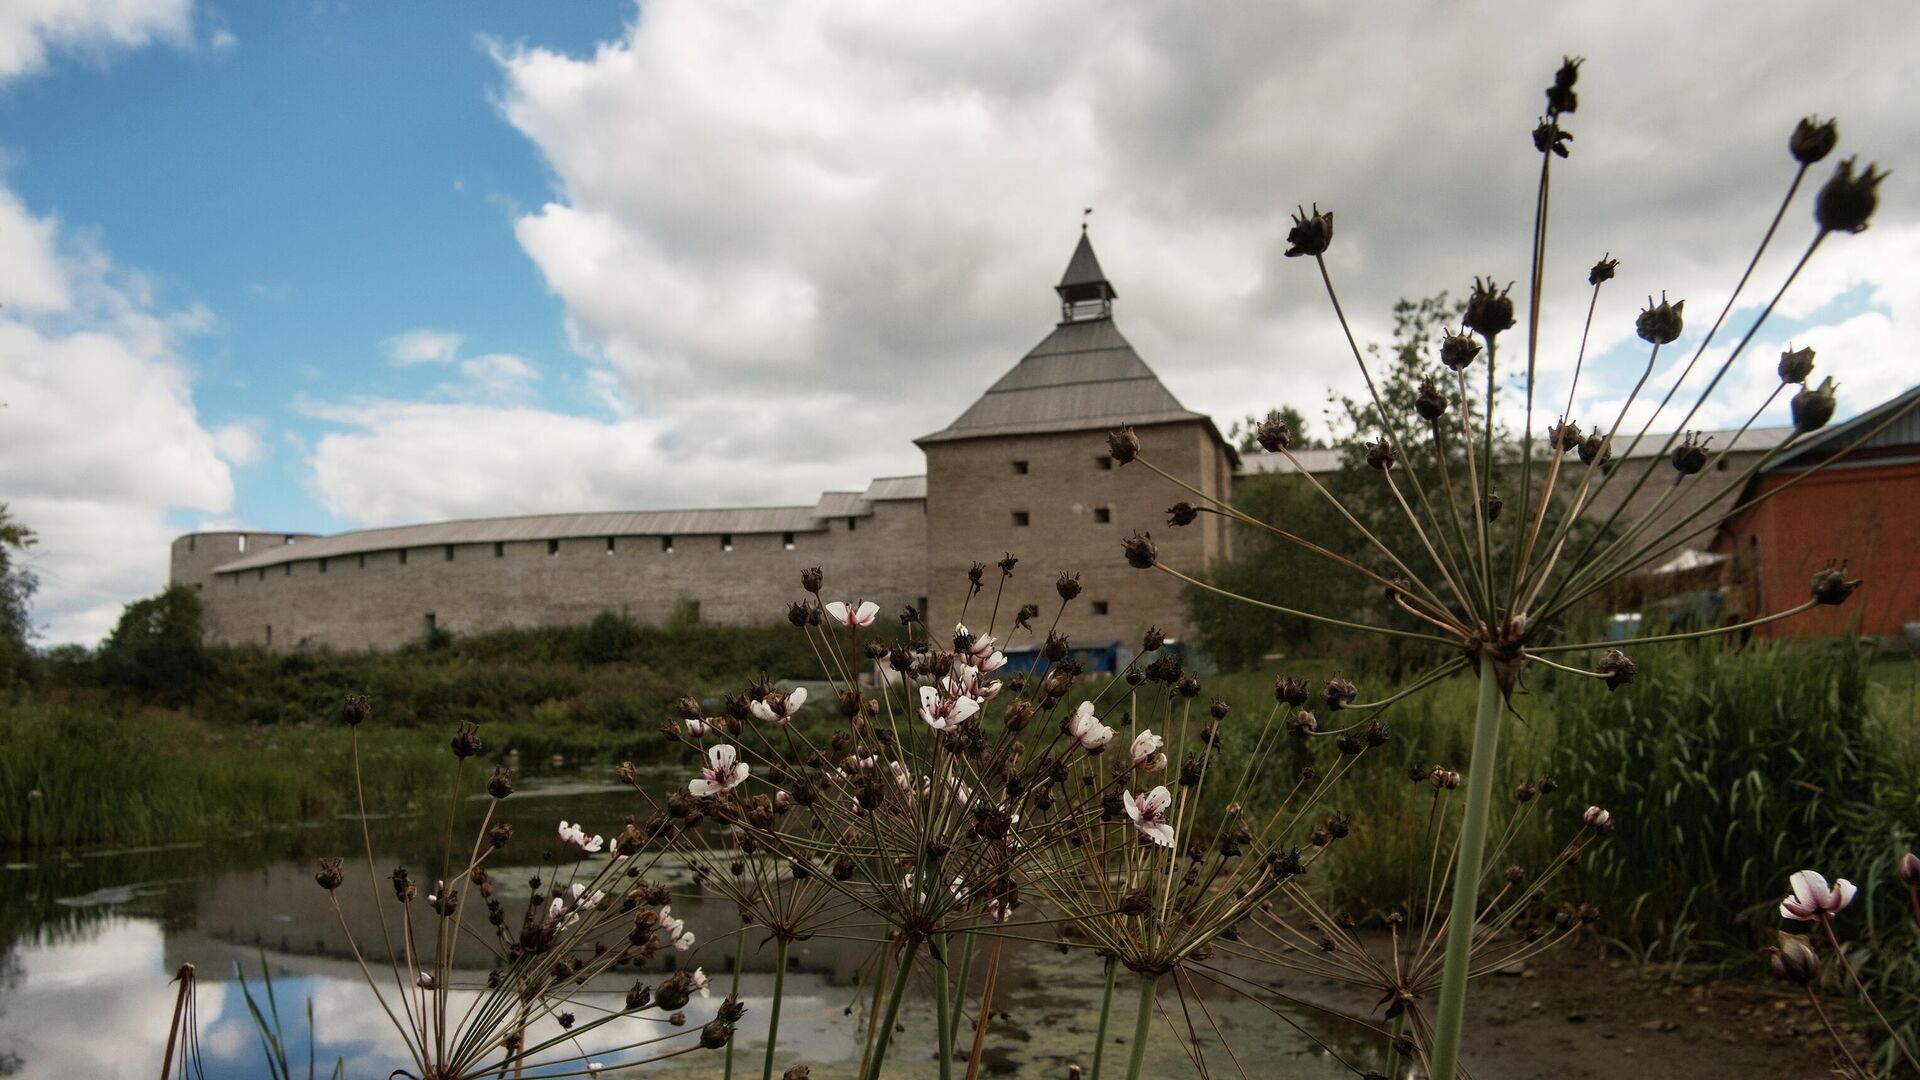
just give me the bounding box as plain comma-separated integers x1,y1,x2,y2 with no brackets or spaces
1485,491,1505,522
1121,531,1157,569
340,693,369,727
487,823,513,849
1588,255,1619,286
1322,677,1358,711
1532,119,1572,159
1769,932,1822,986
1365,437,1396,472
1335,733,1363,756
1286,710,1318,738
1176,673,1201,698
487,768,514,800
1166,502,1198,527
1538,773,1559,795
1545,55,1581,114
1809,561,1861,606
1363,719,1391,747
1255,411,1293,452
1055,570,1083,603
1274,676,1309,707
450,722,482,760
1548,418,1582,453
1107,426,1140,464
1283,203,1334,258
1636,292,1685,345
1514,781,1537,803
1014,603,1040,631
1596,648,1638,691
391,867,416,904
998,552,1019,576
1670,431,1711,477
1407,761,1428,783
1464,278,1515,339
783,1066,811,1080
1778,345,1816,385
1791,376,1838,433
1210,699,1231,720
1415,379,1447,423
1790,116,1839,165
1815,157,1887,234
800,566,823,593
1439,328,1481,371
1141,625,1166,652
314,857,344,891
1577,432,1611,467
1044,631,1070,662
1506,864,1526,884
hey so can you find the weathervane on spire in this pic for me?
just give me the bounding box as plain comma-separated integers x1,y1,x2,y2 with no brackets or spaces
1082,207,1092,232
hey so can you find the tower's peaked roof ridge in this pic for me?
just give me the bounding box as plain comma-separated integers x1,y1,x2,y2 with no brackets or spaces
917,317,1205,444
1056,229,1115,299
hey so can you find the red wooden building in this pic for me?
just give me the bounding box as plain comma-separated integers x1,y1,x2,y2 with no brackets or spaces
1713,384,1920,640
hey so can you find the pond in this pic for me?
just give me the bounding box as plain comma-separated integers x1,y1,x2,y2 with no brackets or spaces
0,778,1383,1079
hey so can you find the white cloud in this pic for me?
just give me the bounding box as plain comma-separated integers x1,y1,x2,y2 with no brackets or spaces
383,327,463,366
404,0,1918,534
210,419,268,467
457,352,541,397
0,0,195,84
0,182,234,645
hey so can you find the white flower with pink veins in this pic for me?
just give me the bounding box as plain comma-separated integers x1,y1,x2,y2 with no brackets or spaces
1779,870,1857,921
918,684,981,731
558,820,604,853
824,599,880,627
1123,786,1176,848
689,744,749,797
749,687,808,724
1067,701,1115,752
1130,730,1167,771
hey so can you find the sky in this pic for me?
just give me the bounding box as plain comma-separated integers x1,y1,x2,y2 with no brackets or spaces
1,0,1916,645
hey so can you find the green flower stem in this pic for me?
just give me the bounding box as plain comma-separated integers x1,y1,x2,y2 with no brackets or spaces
761,936,789,1080
1090,956,1118,1080
860,938,919,1080
946,931,976,1055
724,930,745,1080
1429,661,1503,1079
1124,973,1158,1080
934,935,954,1080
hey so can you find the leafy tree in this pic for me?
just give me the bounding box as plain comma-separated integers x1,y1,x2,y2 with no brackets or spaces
0,504,38,688
99,584,211,705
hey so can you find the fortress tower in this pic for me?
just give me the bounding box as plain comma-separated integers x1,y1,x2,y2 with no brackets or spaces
916,229,1236,651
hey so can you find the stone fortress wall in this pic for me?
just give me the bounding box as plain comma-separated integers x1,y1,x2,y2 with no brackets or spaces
172,492,928,652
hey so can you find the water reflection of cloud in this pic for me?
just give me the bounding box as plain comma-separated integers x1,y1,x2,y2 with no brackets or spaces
0,917,229,1079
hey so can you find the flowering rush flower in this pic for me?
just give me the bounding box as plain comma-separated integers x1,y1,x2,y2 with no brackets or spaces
689,744,749,797
944,665,1002,702
691,967,712,998
1780,870,1857,921
1068,701,1115,752
658,905,695,950
558,820,605,853
824,599,880,627
684,717,710,738
749,687,807,724
1130,730,1166,771
1123,786,1176,847
955,623,1009,674
918,684,981,730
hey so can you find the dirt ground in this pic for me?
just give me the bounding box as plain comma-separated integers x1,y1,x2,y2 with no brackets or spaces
1274,943,1877,1080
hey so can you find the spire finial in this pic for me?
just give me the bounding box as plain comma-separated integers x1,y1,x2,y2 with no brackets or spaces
1082,207,1092,232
